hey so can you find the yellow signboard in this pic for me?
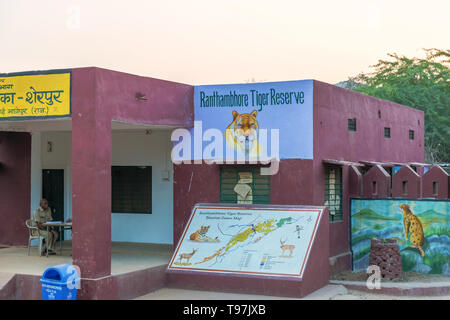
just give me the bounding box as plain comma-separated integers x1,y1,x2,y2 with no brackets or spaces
0,71,71,120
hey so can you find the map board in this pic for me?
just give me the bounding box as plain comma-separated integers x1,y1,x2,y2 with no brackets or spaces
168,204,324,278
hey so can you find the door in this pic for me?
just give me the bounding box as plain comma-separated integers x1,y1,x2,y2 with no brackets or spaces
42,169,64,240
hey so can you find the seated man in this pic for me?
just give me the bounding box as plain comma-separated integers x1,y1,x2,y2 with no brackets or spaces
33,198,59,255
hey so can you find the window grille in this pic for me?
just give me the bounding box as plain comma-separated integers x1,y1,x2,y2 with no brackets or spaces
111,166,152,214
348,118,357,131
324,166,343,221
220,166,270,205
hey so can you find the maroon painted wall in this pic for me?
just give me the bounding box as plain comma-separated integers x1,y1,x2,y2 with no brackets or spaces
313,81,424,274
70,67,194,280
173,163,221,245
362,165,391,198
71,68,112,278
172,159,315,246
270,159,315,205
392,165,421,198
348,165,363,197
93,67,193,127
0,132,31,246
422,165,449,199
173,81,425,278
309,160,352,267
313,81,424,164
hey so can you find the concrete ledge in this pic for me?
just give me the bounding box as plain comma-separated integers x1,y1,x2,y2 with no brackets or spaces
74,264,168,300
330,280,450,296
0,273,16,299
167,271,319,298
1,264,168,300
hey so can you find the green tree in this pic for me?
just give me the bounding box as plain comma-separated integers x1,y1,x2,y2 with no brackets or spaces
346,49,450,163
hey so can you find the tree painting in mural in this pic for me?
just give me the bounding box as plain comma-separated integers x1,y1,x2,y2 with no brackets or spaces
342,49,450,163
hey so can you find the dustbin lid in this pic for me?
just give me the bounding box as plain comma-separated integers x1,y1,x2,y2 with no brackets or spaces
42,264,80,283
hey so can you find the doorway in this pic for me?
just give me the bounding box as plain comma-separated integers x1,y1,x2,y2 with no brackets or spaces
42,169,64,240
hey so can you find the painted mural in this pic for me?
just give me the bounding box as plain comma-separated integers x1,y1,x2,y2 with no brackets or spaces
172,80,314,163
351,199,449,275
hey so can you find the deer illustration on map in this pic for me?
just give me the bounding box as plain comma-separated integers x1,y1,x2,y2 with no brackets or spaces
280,239,295,257
178,248,198,264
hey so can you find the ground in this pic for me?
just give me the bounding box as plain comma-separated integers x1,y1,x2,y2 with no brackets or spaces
136,284,450,300
332,289,450,300
137,270,450,300
331,270,450,283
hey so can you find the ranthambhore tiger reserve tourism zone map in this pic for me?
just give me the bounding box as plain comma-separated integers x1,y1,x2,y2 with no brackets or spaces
168,205,324,277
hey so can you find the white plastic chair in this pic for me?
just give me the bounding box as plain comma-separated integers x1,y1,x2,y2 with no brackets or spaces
25,219,45,256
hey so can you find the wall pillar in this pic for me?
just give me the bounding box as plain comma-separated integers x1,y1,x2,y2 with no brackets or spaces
72,115,112,279
0,132,31,245
71,68,112,280
348,165,362,197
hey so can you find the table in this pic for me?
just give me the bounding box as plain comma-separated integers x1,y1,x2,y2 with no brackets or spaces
42,222,72,257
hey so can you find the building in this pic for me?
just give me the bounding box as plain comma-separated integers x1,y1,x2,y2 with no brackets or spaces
0,67,429,299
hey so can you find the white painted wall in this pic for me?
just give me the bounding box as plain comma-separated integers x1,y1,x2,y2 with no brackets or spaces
30,132,42,219
111,130,173,244
33,129,173,244
29,132,42,247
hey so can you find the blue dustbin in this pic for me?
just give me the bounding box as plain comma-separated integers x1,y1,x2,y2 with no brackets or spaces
40,264,80,300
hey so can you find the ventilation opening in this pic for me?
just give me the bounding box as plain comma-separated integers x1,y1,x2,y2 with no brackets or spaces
348,118,357,131
372,181,378,195
402,181,408,195
433,182,438,195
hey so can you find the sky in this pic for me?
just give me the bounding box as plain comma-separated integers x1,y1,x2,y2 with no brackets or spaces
1,0,449,85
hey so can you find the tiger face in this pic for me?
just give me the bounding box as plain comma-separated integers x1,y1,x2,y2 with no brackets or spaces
225,110,259,152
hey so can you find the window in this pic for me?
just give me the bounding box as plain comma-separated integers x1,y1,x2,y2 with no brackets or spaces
384,127,391,138
220,166,270,204
348,118,357,131
324,166,343,222
409,130,415,140
111,166,152,214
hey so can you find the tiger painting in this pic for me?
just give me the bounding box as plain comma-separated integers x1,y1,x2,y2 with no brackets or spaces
224,110,262,157
189,226,219,242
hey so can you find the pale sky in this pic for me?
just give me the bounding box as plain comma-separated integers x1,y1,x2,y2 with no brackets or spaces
1,0,449,85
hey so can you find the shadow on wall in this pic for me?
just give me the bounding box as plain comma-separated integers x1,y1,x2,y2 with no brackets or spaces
350,198,449,275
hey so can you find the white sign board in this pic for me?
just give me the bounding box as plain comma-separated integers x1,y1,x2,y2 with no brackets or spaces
168,204,324,278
